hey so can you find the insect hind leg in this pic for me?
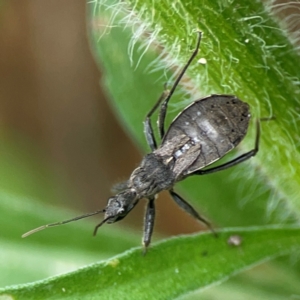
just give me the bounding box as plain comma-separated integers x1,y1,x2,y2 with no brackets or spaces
192,117,274,176
144,30,203,149
144,88,169,151
158,31,203,138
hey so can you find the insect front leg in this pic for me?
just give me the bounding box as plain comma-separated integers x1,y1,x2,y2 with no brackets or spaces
169,190,216,236
142,197,156,254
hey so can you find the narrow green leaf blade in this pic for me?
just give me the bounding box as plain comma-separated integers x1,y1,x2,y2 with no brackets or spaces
1,226,300,300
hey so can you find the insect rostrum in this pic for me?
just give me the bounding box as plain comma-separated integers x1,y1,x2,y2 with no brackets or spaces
23,32,262,252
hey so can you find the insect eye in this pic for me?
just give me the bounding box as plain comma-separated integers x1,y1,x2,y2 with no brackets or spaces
114,199,126,212
114,200,123,210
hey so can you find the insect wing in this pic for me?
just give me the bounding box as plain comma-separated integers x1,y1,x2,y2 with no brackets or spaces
161,94,250,176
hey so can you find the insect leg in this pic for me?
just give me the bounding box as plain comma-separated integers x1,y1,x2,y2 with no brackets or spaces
169,190,216,236
158,31,203,139
144,89,169,150
193,119,261,176
142,197,156,254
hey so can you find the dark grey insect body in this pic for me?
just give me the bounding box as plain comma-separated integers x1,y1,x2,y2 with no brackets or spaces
23,32,261,252
113,95,250,219
157,95,250,179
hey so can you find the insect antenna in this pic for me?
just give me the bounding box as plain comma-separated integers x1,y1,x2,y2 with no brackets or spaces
93,216,112,236
22,209,106,238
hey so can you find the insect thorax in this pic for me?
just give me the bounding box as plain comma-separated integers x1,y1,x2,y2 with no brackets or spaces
129,153,176,197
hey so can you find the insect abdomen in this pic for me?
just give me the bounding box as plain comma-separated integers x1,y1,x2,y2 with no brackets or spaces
163,95,250,174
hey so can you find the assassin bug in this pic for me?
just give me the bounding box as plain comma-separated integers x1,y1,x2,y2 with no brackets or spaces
23,32,263,252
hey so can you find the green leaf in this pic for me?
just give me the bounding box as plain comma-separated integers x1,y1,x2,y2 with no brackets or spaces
1,226,300,300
